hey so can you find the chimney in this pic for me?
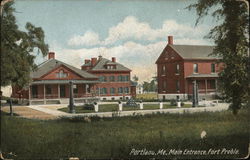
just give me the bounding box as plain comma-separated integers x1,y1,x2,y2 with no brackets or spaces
48,52,55,59
112,57,116,62
85,59,90,64
91,58,97,66
168,36,173,45
98,55,102,60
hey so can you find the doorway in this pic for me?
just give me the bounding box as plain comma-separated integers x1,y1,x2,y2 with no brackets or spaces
60,85,66,98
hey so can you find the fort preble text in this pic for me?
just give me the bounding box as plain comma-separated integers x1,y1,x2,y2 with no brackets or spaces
129,148,239,156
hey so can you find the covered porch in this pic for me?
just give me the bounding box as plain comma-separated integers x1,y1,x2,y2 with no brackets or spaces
186,73,219,99
29,80,99,105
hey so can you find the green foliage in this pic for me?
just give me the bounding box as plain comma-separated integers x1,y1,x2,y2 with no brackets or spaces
188,0,249,114
1,1,49,88
142,79,157,92
1,109,249,159
170,99,177,106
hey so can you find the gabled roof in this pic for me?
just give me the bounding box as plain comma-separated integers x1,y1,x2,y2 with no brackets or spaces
169,44,218,59
90,57,131,71
31,59,98,79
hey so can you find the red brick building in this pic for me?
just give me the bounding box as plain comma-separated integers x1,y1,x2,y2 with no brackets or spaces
156,36,223,100
12,52,136,104
81,56,136,100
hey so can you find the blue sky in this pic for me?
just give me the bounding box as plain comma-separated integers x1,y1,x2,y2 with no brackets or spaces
13,0,218,82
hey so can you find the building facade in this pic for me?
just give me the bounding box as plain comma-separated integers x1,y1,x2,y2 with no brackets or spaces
12,52,136,104
156,36,223,100
81,56,136,100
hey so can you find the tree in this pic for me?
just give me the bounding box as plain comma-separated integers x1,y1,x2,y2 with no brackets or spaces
1,1,49,88
132,75,139,82
188,0,249,114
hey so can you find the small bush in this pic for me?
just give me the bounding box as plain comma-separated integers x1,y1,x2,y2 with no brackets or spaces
170,99,177,106
83,104,94,110
181,102,185,106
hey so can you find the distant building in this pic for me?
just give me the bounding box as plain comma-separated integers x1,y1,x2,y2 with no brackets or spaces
155,36,223,100
81,55,136,100
136,84,143,94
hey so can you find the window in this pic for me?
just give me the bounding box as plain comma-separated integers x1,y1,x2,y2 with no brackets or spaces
32,85,38,98
118,87,123,94
100,88,107,95
56,70,68,78
176,80,180,92
209,80,216,89
110,88,116,95
124,87,129,93
163,80,167,90
125,75,130,81
109,76,115,82
99,76,107,82
118,75,123,82
85,84,90,93
211,63,215,73
193,64,198,73
176,64,180,74
45,85,52,95
73,85,78,94
162,65,166,75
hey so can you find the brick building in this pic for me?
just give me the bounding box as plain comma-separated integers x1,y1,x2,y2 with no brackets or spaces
81,56,136,100
156,36,223,100
12,52,136,104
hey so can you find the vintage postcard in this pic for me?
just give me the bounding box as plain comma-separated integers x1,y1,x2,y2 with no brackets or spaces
1,0,249,159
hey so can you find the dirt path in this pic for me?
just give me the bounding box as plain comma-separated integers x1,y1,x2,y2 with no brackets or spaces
1,106,58,120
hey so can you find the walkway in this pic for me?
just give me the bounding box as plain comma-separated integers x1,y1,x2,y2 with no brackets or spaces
27,103,229,118
1,103,229,119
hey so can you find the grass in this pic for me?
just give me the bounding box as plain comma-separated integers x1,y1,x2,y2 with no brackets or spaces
1,108,249,159
58,104,192,113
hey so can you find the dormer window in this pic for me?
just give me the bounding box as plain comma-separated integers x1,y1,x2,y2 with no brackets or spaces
56,70,68,78
106,64,116,69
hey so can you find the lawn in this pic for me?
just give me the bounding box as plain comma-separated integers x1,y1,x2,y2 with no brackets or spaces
58,103,192,113
1,108,249,159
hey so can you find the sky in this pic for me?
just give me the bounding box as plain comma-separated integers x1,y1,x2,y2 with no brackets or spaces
13,0,218,83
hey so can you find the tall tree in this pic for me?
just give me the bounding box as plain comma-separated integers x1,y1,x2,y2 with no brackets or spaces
188,0,249,114
1,1,49,88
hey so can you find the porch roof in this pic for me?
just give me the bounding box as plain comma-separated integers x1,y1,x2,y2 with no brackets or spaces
31,80,99,85
186,73,219,78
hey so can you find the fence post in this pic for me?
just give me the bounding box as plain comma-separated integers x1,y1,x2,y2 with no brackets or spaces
139,100,143,110
159,101,163,109
94,102,98,112
118,101,122,111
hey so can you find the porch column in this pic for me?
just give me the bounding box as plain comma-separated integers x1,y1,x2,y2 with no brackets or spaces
43,84,46,104
215,79,218,94
205,79,207,95
58,84,60,98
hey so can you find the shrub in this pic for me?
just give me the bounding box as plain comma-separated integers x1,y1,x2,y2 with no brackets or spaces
181,102,185,106
83,104,94,110
170,99,177,106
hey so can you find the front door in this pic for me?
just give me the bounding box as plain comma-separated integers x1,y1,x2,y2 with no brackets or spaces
60,85,66,98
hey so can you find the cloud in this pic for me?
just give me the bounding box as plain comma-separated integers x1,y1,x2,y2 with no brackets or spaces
68,16,209,47
68,31,101,46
